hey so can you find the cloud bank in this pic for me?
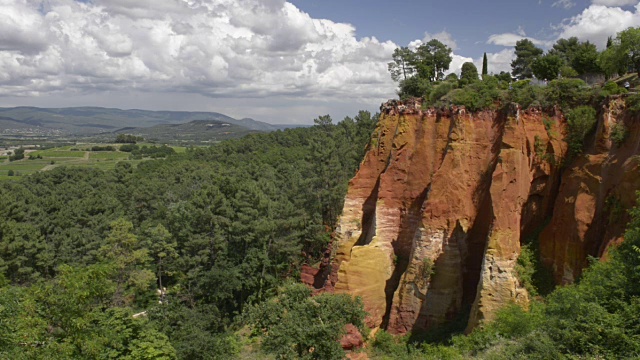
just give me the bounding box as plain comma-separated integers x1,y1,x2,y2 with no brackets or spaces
0,0,398,122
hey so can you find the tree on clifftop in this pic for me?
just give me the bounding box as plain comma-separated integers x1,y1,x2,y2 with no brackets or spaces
511,39,543,80
482,52,488,77
414,39,453,82
460,62,479,86
388,39,453,98
617,27,640,75
388,47,415,82
531,54,563,80
598,27,640,78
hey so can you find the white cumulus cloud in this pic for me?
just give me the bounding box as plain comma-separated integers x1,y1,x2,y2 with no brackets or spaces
557,4,640,48
0,0,399,123
487,33,549,47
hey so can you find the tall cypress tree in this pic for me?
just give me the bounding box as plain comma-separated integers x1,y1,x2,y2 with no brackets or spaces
482,52,488,77
606,36,613,49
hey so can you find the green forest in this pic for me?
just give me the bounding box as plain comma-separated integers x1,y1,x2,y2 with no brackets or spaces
0,112,377,359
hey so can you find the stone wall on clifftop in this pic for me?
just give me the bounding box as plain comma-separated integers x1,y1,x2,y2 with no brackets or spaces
319,97,639,335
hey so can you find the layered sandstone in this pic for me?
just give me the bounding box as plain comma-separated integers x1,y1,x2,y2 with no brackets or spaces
323,98,568,333
321,97,640,334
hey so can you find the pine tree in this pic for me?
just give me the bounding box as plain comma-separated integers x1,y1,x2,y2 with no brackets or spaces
482,52,488,77
606,36,613,49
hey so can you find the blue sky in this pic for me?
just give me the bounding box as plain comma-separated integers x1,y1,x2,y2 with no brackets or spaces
1,0,639,124
290,0,584,56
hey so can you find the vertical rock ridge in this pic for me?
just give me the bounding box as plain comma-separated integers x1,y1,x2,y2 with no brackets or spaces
328,97,639,335
540,97,640,284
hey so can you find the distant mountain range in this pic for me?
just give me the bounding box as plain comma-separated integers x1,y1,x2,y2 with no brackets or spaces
0,106,306,136
109,119,260,144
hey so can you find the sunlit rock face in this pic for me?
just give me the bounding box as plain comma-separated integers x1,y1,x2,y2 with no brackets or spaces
321,97,638,334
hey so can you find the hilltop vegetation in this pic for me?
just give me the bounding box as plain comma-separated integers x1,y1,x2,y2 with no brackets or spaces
388,27,637,112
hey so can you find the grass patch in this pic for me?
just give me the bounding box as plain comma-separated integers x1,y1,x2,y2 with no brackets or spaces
29,150,86,158
89,151,130,160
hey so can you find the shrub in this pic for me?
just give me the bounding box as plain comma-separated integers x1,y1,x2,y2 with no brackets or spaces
119,144,139,152
7,170,14,176
428,81,456,105
559,66,578,78
565,106,597,158
447,77,502,111
90,145,116,151
626,93,640,113
534,136,545,160
399,76,433,99
544,78,591,110
611,122,628,147
508,80,546,109
245,283,366,360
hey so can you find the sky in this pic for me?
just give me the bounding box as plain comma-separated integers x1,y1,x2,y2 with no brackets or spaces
1,0,640,124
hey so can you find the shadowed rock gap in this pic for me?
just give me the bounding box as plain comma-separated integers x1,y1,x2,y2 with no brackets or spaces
354,177,381,247
380,185,432,330
461,188,494,308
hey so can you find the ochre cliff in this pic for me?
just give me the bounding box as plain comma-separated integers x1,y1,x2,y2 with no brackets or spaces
540,98,640,285
316,97,638,335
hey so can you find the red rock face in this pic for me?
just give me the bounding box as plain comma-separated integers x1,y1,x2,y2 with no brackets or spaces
302,99,640,334
540,98,640,284
318,97,640,334
340,324,364,350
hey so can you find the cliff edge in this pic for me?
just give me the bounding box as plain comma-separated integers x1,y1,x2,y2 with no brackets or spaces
318,97,637,335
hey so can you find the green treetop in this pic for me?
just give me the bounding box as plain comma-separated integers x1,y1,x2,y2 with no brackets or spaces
511,39,544,80
482,52,488,77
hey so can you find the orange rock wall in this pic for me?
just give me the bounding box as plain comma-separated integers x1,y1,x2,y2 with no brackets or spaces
327,97,640,334
328,98,573,334
540,97,640,284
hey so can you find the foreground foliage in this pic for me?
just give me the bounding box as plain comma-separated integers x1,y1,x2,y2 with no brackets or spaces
245,283,366,360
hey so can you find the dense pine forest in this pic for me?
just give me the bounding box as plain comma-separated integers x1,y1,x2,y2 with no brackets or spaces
0,112,377,359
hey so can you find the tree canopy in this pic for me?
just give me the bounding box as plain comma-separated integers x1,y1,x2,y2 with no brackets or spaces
511,39,544,80
387,39,453,98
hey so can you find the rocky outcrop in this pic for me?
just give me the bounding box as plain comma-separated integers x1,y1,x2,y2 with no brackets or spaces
319,97,639,335
540,97,640,284
340,324,364,350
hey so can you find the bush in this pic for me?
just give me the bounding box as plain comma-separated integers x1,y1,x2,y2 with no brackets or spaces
544,78,591,110
399,76,433,99
245,283,366,360
7,170,14,176
91,145,116,151
119,144,139,152
8,148,25,162
447,76,502,111
428,81,457,105
508,80,546,109
626,93,640,113
611,122,628,147
566,106,597,158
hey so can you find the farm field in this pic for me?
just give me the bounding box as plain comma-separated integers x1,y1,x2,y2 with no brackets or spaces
0,144,182,181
